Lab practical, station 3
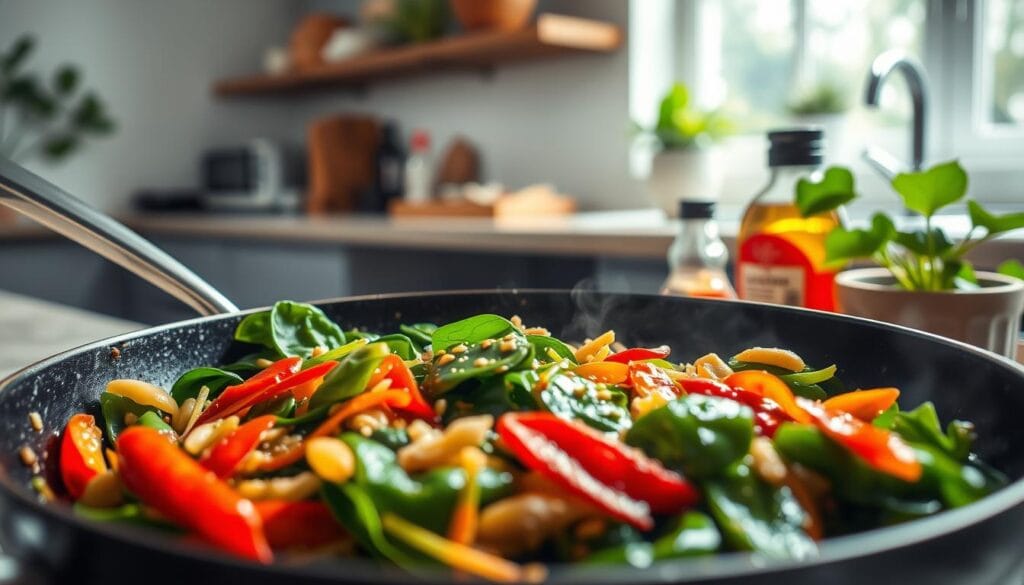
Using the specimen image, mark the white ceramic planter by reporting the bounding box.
[647,148,723,217]
[836,267,1024,359]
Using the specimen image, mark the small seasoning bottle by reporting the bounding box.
[661,200,736,299]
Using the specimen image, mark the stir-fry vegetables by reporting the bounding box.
[41,301,1006,581]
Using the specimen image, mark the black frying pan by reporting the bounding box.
[1,162,1024,585]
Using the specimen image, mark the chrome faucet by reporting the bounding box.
[863,50,928,180]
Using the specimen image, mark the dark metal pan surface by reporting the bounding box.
[1,290,1023,585]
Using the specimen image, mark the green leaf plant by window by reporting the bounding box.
[797,160,1024,291]
[0,35,116,164]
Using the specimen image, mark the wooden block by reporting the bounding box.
[307,114,379,214]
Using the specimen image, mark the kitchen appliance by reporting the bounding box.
[201,139,304,212]
[1,158,1024,584]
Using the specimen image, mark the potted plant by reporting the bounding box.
[0,36,116,223]
[795,161,1024,358]
[638,83,731,217]
[786,79,851,158]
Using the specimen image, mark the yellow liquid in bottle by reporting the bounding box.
[738,203,840,268]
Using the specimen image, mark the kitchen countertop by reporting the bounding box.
[0,291,142,379]
[1,209,1021,264]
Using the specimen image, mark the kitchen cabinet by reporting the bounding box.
[0,237,614,325]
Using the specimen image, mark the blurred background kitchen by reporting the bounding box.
[0,0,1022,373]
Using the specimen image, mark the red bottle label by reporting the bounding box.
[737,234,835,311]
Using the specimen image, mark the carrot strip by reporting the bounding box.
[382,513,540,583]
[260,390,412,472]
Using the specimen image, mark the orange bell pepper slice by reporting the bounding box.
[723,370,811,424]
[574,361,629,385]
[823,388,900,421]
[797,397,922,482]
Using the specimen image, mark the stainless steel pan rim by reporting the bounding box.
[1,289,1023,583]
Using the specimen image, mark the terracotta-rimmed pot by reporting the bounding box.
[451,0,537,32]
[836,267,1024,359]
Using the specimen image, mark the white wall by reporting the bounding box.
[1,0,638,212]
[0,0,301,210]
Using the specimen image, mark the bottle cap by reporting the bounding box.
[410,130,430,151]
[767,128,823,167]
[678,200,716,220]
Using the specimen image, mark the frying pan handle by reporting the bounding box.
[0,157,238,316]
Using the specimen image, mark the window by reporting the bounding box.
[630,0,1024,204]
[982,0,1024,125]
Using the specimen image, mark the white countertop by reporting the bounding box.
[0,291,142,379]
[1,209,1021,265]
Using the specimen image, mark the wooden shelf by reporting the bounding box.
[213,14,622,97]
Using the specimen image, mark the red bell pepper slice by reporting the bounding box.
[59,413,108,500]
[117,426,272,563]
[197,357,301,425]
[254,500,348,550]
[376,354,437,421]
[723,370,812,424]
[606,346,671,364]
[201,415,277,479]
[496,412,699,530]
[198,359,336,425]
[678,377,791,437]
[797,397,922,482]
[628,362,680,401]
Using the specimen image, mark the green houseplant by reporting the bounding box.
[0,35,115,164]
[639,83,732,216]
[795,161,1024,357]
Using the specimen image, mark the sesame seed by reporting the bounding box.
[19,446,37,467]
[473,357,489,367]
[500,340,517,353]
[596,390,612,401]
[496,365,509,373]
[481,339,493,349]
[28,412,43,432]
[450,344,468,354]
[255,358,274,368]
[434,399,448,416]
[503,334,515,341]
[437,353,456,366]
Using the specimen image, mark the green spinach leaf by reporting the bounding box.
[341,434,514,534]
[400,323,437,348]
[99,392,158,444]
[235,301,346,358]
[531,367,631,433]
[704,462,817,560]
[528,334,577,364]
[625,394,753,478]
[309,342,391,410]
[424,331,530,395]
[430,314,517,353]
[169,367,243,403]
